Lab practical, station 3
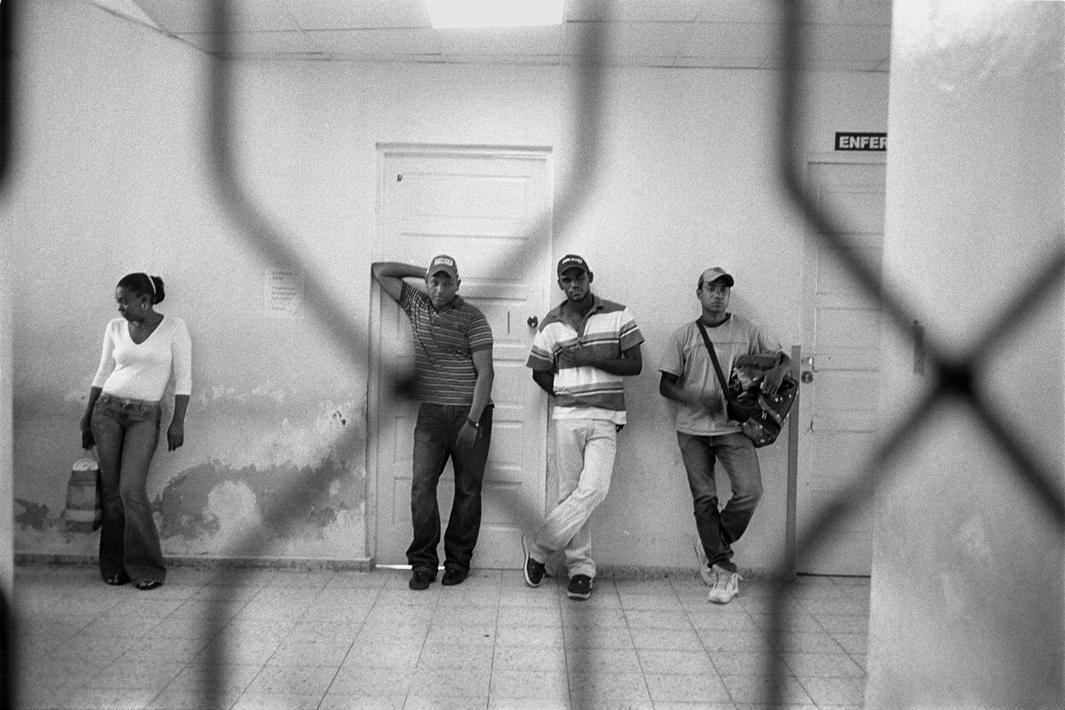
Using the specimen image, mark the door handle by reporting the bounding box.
[527,315,539,329]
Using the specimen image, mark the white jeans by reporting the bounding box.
[529,418,617,578]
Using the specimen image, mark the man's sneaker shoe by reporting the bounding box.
[567,574,593,601]
[441,567,468,586]
[706,565,740,604]
[522,534,546,588]
[693,540,715,586]
[699,564,715,587]
[408,568,436,591]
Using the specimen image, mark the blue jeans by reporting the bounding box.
[407,404,493,573]
[677,431,763,572]
[90,394,166,583]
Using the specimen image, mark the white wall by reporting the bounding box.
[7,0,888,572]
[867,1,1064,707]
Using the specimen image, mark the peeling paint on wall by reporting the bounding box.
[15,396,370,561]
[14,500,49,531]
[160,456,359,542]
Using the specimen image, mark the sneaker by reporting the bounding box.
[566,574,593,601]
[441,567,468,586]
[706,565,740,604]
[522,534,546,588]
[408,568,436,591]
[692,540,714,587]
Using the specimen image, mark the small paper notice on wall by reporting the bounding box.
[265,269,304,317]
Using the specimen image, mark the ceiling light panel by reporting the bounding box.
[438,25,563,56]
[427,0,564,28]
[285,0,431,30]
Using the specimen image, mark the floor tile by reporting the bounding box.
[329,665,413,695]
[637,648,714,675]
[800,676,868,706]
[708,650,784,677]
[629,626,704,651]
[489,669,570,700]
[230,692,323,710]
[417,641,495,671]
[626,609,694,630]
[643,672,732,704]
[319,692,406,709]
[567,646,643,674]
[267,639,351,667]
[494,644,569,673]
[242,665,338,695]
[488,697,572,710]
[342,641,423,669]
[568,671,653,702]
[785,652,865,678]
[720,674,813,705]
[11,564,870,710]
[496,623,566,648]
[564,625,635,649]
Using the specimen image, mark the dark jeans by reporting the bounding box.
[677,431,763,572]
[90,394,166,583]
[407,403,493,573]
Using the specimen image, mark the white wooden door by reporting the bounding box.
[370,146,551,569]
[796,159,886,575]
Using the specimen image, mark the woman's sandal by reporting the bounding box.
[104,573,129,586]
[135,580,163,591]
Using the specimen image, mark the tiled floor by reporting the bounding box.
[10,565,869,709]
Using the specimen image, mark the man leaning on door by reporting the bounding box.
[371,255,495,590]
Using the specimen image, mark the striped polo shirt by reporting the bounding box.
[526,296,644,424]
[399,283,493,406]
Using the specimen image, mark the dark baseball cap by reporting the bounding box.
[426,254,458,279]
[557,254,590,276]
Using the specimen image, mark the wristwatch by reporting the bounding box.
[466,416,480,429]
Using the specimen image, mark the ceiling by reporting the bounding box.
[90,0,892,72]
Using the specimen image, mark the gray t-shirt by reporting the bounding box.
[659,314,782,436]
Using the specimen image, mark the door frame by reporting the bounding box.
[365,142,554,567]
[787,151,887,575]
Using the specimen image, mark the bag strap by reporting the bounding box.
[695,319,731,396]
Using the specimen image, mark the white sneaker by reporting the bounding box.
[692,540,714,587]
[706,565,741,604]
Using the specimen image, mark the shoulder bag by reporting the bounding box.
[695,320,798,448]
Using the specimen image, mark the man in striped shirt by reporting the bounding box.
[372,255,494,590]
[522,254,644,600]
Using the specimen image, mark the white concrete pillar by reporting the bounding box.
[869,1,1064,707]
[0,172,12,681]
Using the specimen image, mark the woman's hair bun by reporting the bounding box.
[117,273,166,304]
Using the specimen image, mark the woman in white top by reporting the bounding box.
[80,273,191,590]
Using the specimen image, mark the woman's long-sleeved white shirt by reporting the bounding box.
[91,316,192,401]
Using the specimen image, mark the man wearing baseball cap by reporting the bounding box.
[659,266,791,604]
[522,254,644,600]
[371,255,494,590]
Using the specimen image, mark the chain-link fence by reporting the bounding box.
[3,1,1064,708]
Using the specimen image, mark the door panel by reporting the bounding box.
[797,159,885,575]
[371,147,551,569]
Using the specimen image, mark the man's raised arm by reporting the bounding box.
[371,261,424,303]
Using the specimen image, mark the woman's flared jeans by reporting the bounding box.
[91,394,166,583]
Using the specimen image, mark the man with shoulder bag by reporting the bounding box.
[659,266,792,604]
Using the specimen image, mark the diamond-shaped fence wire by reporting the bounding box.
[2,1,1064,708]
